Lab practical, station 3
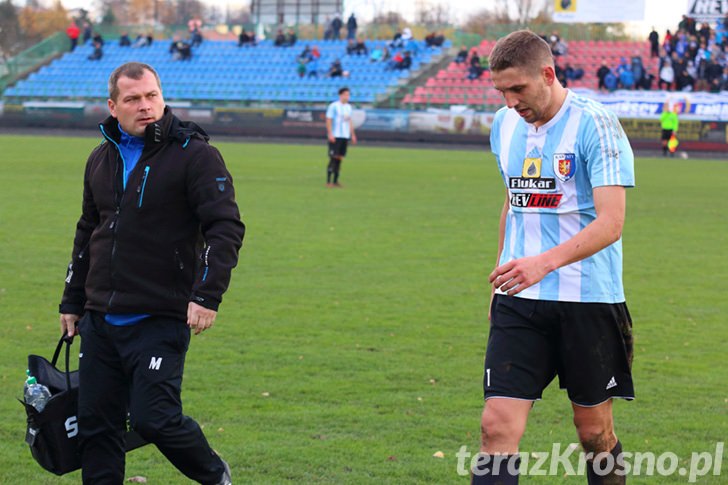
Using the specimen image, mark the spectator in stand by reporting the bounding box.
[467,49,483,80]
[393,51,412,70]
[658,57,674,90]
[649,27,660,57]
[298,45,312,61]
[119,32,131,47]
[369,45,389,62]
[617,57,635,89]
[188,16,202,35]
[596,60,611,91]
[347,14,357,40]
[91,31,104,47]
[286,29,297,47]
[238,30,256,47]
[170,36,192,61]
[555,61,567,87]
[390,31,405,49]
[329,59,345,77]
[331,15,343,40]
[82,21,92,44]
[630,54,645,87]
[347,37,368,56]
[133,33,150,48]
[87,40,103,61]
[673,57,694,91]
[698,22,711,44]
[387,51,404,69]
[66,21,80,51]
[190,27,203,47]
[564,63,584,82]
[425,32,445,47]
[549,30,567,56]
[719,66,728,91]
[274,30,286,46]
[663,30,673,54]
[455,45,468,64]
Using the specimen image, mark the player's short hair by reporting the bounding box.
[489,30,554,76]
[338,87,350,95]
[108,62,162,101]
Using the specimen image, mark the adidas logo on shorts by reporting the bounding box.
[606,376,617,390]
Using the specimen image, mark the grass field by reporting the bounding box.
[0,134,726,484]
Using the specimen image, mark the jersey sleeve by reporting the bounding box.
[581,109,635,188]
[490,108,505,180]
[326,103,335,119]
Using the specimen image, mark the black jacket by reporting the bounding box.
[60,108,245,320]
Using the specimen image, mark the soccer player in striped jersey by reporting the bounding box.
[472,30,635,485]
[325,87,357,187]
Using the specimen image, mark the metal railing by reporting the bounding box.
[0,32,67,93]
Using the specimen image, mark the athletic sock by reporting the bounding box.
[586,440,625,485]
[327,170,332,183]
[471,453,520,485]
[333,170,340,184]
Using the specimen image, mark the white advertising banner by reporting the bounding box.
[552,0,646,23]
[686,0,728,22]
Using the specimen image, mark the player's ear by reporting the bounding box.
[542,66,556,86]
[108,98,117,117]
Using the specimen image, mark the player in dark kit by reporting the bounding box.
[325,87,357,187]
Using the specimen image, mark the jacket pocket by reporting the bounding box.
[137,166,151,208]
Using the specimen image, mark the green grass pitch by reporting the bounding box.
[0,134,726,483]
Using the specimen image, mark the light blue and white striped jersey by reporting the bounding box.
[326,100,352,139]
[490,90,635,303]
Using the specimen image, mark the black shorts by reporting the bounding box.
[484,294,634,406]
[328,138,348,158]
[661,129,673,141]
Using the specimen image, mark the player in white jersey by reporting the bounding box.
[325,87,357,187]
[471,31,635,485]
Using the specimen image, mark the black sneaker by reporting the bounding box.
[215,458,232,485]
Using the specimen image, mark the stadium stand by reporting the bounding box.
[403,39,658,109]
[2,38,447,105]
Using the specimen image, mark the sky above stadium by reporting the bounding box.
[56,0,688,34]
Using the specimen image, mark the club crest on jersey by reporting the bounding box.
[522,158,542,178]
[553,153,576,182]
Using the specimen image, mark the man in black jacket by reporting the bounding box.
[59,62,244,485]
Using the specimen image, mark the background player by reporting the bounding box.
[473,30,636,484]
[326,87,357,187]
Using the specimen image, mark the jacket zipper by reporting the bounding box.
[137,165,151,208]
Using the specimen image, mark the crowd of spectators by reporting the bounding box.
[654,14,728,92]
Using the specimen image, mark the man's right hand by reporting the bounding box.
[328,134,335,143]
[60,314,80,337]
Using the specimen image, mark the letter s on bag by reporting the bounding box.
[65,416,78,438]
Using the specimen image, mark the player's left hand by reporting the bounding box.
[351,134,357,145]
[489,255,551,296]
[187,302,217,335]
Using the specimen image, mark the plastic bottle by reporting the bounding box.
[24,370,51,412]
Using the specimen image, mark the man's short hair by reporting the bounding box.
[489,30,554,75]
[108,62,162,101]
[338,87,350,95]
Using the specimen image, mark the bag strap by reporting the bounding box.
[50,333,74,390]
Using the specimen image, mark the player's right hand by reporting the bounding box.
[328,134,335,143]
[60,314,80,337]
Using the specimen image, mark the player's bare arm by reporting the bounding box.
[488,193,510,320]
[490,185,626,295]
[350,119,357,144]
[326,118,335,143]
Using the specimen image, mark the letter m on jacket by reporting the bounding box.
[149,357,163,370]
